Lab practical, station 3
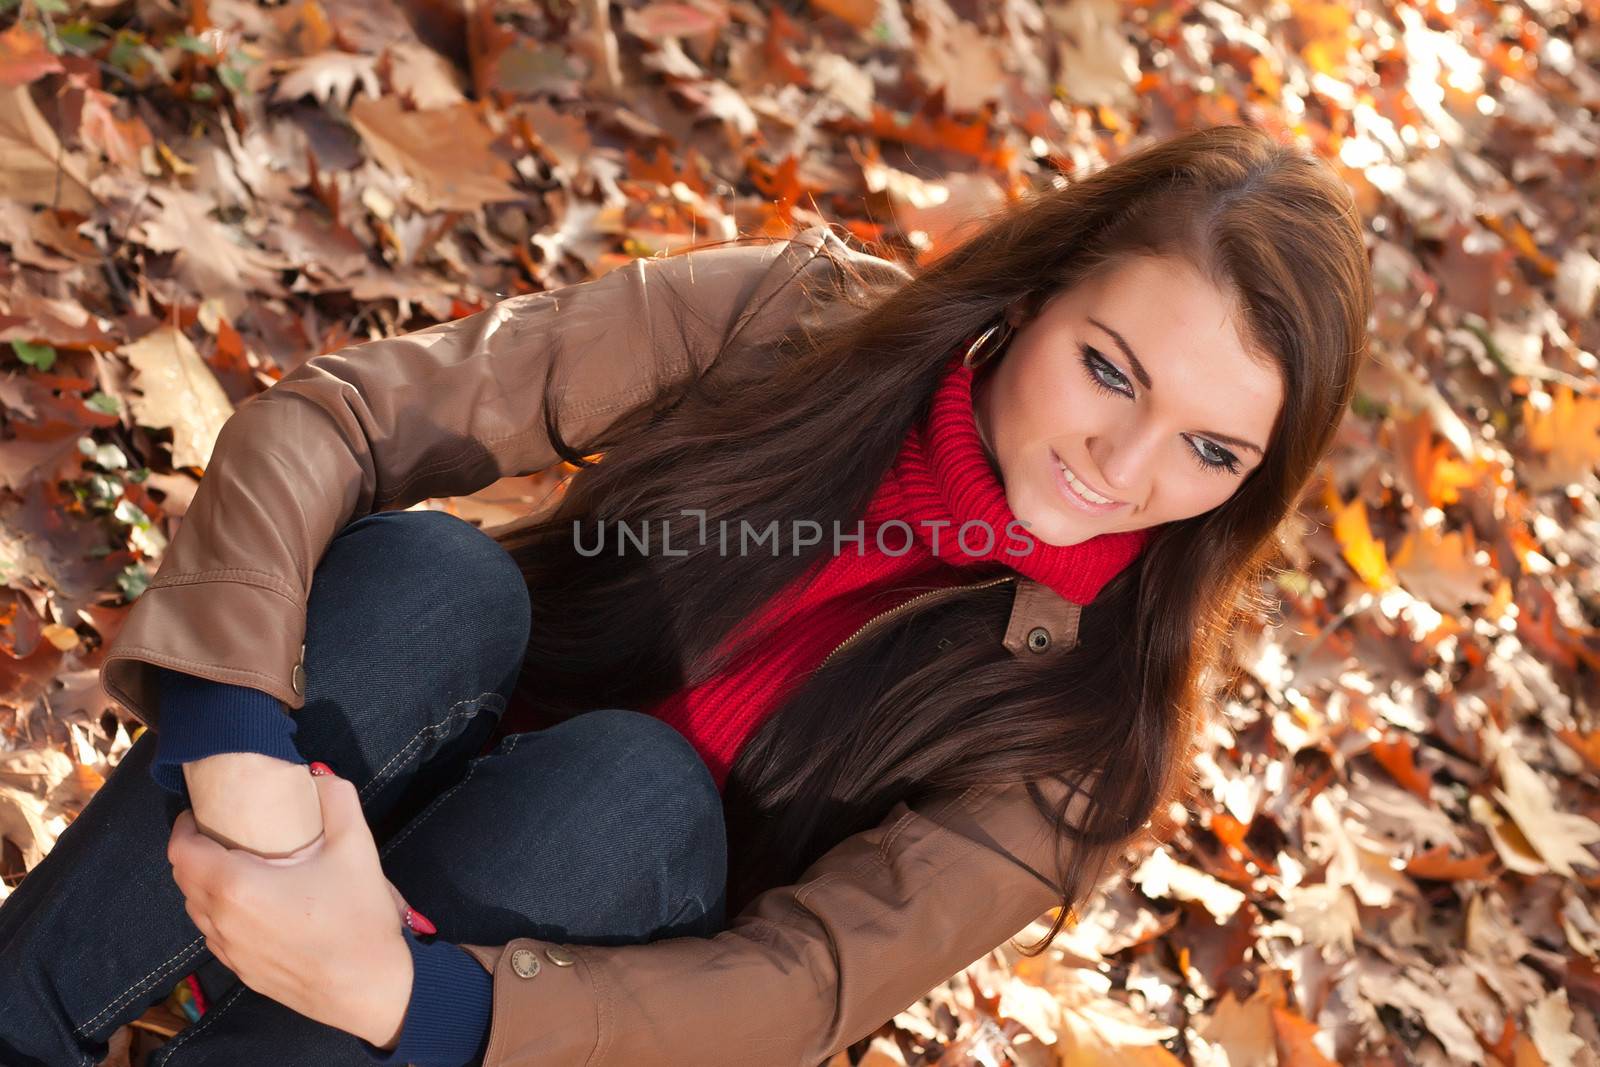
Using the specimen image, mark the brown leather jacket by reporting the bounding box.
[100,224,1094,1066]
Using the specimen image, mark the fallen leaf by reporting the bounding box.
[119,327,235,470]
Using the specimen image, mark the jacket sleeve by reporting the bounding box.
[456,778,1087,1067]
[100,224,905,732]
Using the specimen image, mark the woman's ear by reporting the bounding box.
[1005,290,1048,330]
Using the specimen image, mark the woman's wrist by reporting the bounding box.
[184,753,325,857]
[354,928,414,1050]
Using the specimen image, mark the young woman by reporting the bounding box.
[0,124,1372,1066]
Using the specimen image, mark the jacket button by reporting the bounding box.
[292,643,306,695]
[510,949,541,979]
[1026,626,1051,653]
[545,946,576,967]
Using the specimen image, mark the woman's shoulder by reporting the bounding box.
[644,223,914,359]
[788,223,916,296]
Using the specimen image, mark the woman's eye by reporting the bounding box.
[1078,345,1131,396]
[1190,438,1242,475]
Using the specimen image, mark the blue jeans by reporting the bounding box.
[0,510,728,1066]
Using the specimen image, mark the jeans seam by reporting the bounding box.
[150,980,250,1064]
[358,692,502,804]
[663,894,707,927]
[378,732,523,860]
[74,935,208,1038]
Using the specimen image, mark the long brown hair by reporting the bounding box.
[493,125,1372,937]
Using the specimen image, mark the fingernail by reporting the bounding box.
[405,907,437,935]
[309,761,333,777]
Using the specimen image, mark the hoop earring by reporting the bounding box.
[961,318,1015,369]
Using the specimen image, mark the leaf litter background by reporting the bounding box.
[0,0,1598,1062]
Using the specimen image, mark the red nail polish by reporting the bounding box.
[405,907,437,935]
[309,761,333,777]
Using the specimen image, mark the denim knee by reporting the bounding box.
[319,510,532,697]
[291,510,533,799]
[559,709,727,928]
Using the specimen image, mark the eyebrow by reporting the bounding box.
[1087,315,1265,457]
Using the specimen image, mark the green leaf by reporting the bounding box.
[1274,569,1312,597]
[114,498,152,528]
[89,472,121,505]
[107,33,145,72]
[58,24,107,49]
[117,562,151,602]
[1350,392,1388,421]
[35,0,68,13]
[218,62,247,93]
[172,33,213,54]
[12,340,56,371]
[85,391,121,415]
[191,82,215,100]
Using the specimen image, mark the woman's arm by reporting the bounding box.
[150,670,306,800]
[100,225,901,735]
[456,777,1092,1067]
[144,667,322,857]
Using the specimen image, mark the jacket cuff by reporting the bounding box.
[101,574,310,732]
[360,929,494,1066]
[149,667,305,798]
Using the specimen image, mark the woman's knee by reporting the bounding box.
[304,510,531,697]
[293,510,533,791]
[378,710,728,944]
[530,710,727,927]
[320,510,531,665]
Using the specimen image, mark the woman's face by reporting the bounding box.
[972,254,1283,548]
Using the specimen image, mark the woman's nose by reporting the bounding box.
[1089,430,1159,500]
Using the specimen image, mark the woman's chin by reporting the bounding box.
[1015,512,1095,549]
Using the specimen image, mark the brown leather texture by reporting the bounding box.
[99,224,1094,1065]
[1002,579,1083,660]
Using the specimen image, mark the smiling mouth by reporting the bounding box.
[1051,449,1127,513]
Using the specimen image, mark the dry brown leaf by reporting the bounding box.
[272,50,381,108]
[1046,0,1141,108]
[119,327,235,470]
[347,95,520,213]
[1525,989,1585,1067]
[383,41,467,110]
[0,745,71,796]
[131,185,290,318]
[0,84,97,211]
[0,781,53,869]
[1129,847,1246,922]
[1199,987,1279,1067]
[1354,957,1485,1064]
[1392,521,1494,612]
[1492,747,1600,878]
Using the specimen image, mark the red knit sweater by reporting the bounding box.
[643,353,1152,790]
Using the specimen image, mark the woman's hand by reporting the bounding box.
[167,768,414,1050]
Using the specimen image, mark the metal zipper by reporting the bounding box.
[814,573,1018,671]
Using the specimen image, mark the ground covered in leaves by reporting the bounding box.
[1,0,1598,1063]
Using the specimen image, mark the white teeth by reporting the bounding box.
[1059,460,1113,504]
